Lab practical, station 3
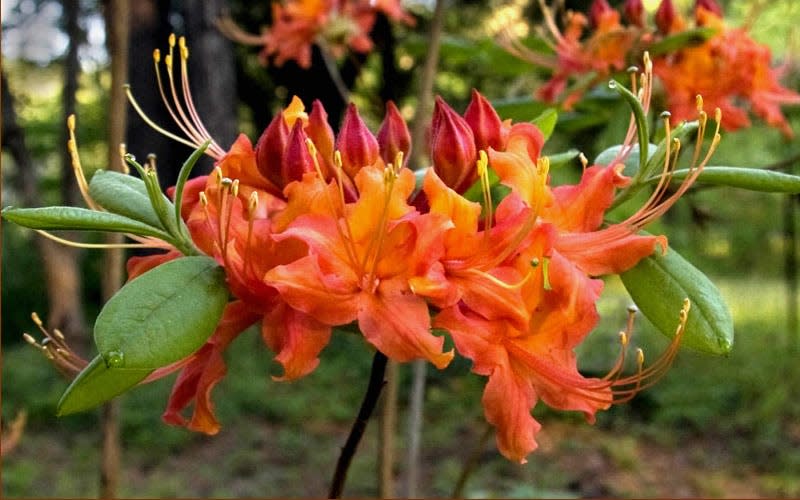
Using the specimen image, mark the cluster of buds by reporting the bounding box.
[504,0,799,135]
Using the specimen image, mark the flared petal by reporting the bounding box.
[358,278,453,368]
[126,250,182,280]
[161,301,260,434]
[546,164,629,233]
[261,303,332,381]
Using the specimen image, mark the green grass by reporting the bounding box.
[2,276,798,497]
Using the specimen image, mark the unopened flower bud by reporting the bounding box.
[655,0,678,34]
[282,121,315,184]
[255,113,290,187]
[377,101,411,166]
[430,96,477,193]
[336,103,379,179]
[623,0,645,27]
[464,89,506,152]
[695,0,723,17]
[306,100,335,168]
[589,0,614,29]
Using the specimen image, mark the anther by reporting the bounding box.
[619,331,628,346]
[696,94,704,112]
[67,114,76,131]
[23,333,38,345]
[714,107,722,124]
[530,258,540,267]
[31,312,42,327]
[636,348,645,366]
[231,179,240,198]
[153,48,161,63]
[305,138,318,158]
[627,304,639,314]
[627,65,639,74]
[660,111,671,120]
[220,177,233,189]
[579,153,588,169]
[169,33,176,47]
[248,191,259,215]
[53,329,65,341]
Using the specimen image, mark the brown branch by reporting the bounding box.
[451,422,494,498]
[329,352,389,499]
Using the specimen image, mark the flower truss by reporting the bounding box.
[7,38,730,465]
[217,0,415,68]
[502,0,800,136]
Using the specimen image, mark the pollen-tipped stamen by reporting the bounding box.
[25,312,87,377]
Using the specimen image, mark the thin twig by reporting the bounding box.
[317,39,351,105]
[378,360,399,497]
[451,422,494,499]
[329,352,389,499]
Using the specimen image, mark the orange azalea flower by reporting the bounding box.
[218,0,414,68]
[655,1,800,136]
[265,162,454,368]
[502,0,640,107]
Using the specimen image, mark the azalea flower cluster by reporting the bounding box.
[218,0,414,68]
[74,35,711,463]
[504,0,799,136]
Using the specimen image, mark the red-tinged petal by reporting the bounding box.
[337,103,380,179]
[408,263,459,308]
[162,301,260,434]
[255,113,290,187]
[265,253,360,326]
[655,0,684,34]
[261,303,332,381]
[589,0,613,28]
[377,101,411,166]
[464,89,507,152]
[557,229,666,276]
[218,134,278,194]
[358,278,453,369]
[545,165,629,233]
[430,97,477,193]
[434,304,512,375]
[482,360,540,463]
[126,250,182,280]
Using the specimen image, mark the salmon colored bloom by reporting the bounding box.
[654,2,800,136]
[218,0,414,68]
[505,0,799,135]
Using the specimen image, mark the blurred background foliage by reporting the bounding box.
[2,0,799,497]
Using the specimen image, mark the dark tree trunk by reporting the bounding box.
[181,0,238,154]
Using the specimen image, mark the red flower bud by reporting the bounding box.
[255,113,290,188]
[336,103,379,179]
[695,0,723,18]
[589,0,613,29]
[377,101,411,167]
[464,89,506,152]
[430,96,477,193]
[623,0,645,27]
[655,0,678,34]
[306,100,335,168]
[282,120,315,185]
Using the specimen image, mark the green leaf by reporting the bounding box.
[94,256,228,369]
[648,27,718,56]
[620,247,734,355]
[594,143,656,177]
[648,167,800,193]
[531,108,558,141]
[491,97,550,123]
[547,149,581,168]
[57,355,152,416]
[1,206,171,240]
[89,170,169,229]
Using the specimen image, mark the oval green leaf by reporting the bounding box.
[94,256,228,369]
[57,355,152,416]
[1,206,171,240]
[620,247,734,355]
[89,170,170,229]
[648,166,800,193]
[648,27,718,56]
